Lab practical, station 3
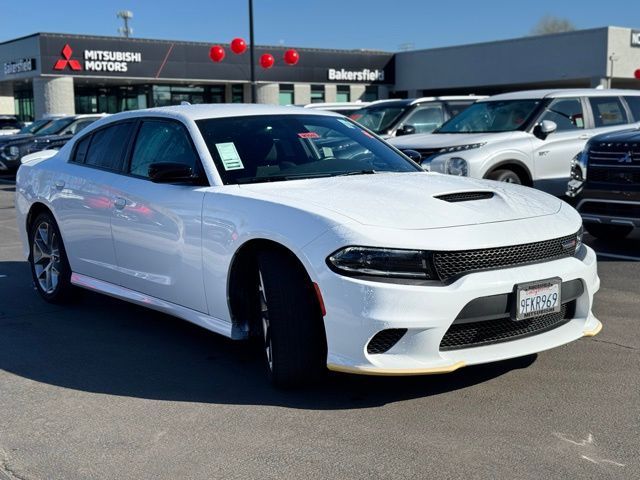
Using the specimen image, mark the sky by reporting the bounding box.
[0,0,638,51]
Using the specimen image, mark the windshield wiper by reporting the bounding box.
[236,172,337,184]
[335,169,378,177]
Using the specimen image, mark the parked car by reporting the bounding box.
[567,127,640,239]
[0,114,104,173]
[303,101,370,116]
[349,96,485,138]
[0,115,23,136]
[388,89,640,196]
[16,104,600,387]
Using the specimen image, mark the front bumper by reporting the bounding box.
[315,246,600,375]
[576,187,640,228]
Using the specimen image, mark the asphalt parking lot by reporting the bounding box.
[0,175,638,480]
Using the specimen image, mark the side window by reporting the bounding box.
[623,96,640,122]
[72,135,91,164]
[84,123,132,171]
[446,101,474,118]
[403,105,445,134]
[129,120,198,178]
[69,119,96,135]
[539,98,584,131]
[589,97,628,127]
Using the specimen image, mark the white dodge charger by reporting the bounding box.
[15,104,601,386]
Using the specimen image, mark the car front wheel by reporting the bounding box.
[487,169,522,184]
[29,211,73,303]
[257,249,327,387]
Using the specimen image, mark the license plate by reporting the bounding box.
[515,278,561,321]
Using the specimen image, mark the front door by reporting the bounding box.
[110,119,208,313]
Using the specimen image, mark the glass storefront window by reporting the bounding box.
[311,85,325,103]
[336,85,350,102]
[210,85,225,103]
[232,84,244,103]
[14,89,34,122]
[363,86,378,102]
[279,84,294,105]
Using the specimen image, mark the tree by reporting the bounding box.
[530,15,576,35]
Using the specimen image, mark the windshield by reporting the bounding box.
[18,118,51,134]
[36,117,75,136]
[349,105,407,133]
[197,114,421,185]
[436,100,542,133]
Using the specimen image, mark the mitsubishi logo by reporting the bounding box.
[618,152,633,164]
[53,44,82,71]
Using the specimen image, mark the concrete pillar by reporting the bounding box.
[0,83,15,115]
[33,76,75,119]
[350,85,366,101]
[256,83,279,105]
[325,84,337,103]
[294,84,311,105]
[225,84,233,103]
[590,77,609,89]
[244,83,253,103]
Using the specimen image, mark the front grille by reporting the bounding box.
[579,201,640,219]
[367,328,407,354]
[435,191,494,203]
[588,142,640,166]
[432,233,578,282]
[440,303,573,351]
[415,148,443,160]
[587,167,640,185]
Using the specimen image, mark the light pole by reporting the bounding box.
[117,10,133,38]
[249,0,257,103]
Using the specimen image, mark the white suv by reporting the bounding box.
[388,89,640,196]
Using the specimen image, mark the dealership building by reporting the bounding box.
[1,26,640,121]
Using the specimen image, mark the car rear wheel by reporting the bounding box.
[487,169,522,184]
[584,223,633,240]
[29,212,73,303]
[257,249,327,387]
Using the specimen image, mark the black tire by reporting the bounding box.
[584,223,633,240]
[487,169,522,184]
[257,248,327,387]
[29,211,73,303]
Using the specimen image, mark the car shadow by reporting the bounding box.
[584,232,640,262]
[0,260,536,410]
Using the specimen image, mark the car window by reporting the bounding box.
[72,135,91,164]
[196,114,420,185]
[67,119,97,135]
[129,120,198,178]
[84,123,132,171]
[0,119,20,130]
[589,97,628,127]
[403,105,444,134]
[437,100,541,133]
[538,98,584,131]
[445,101,474,118]
[623,96,640,122]
[350,105,407,133]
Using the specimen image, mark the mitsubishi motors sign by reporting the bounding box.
[52,44,143,72]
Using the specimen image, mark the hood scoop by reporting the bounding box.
[435,191,494,203]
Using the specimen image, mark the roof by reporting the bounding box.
[303,101,370,109]
[367,95,486,107]
[94,103,341,124]
[484,88,640,101]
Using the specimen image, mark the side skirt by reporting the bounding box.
[70,272,234,339]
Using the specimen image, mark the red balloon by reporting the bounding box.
[230,37,247,55]
[635,68,640,80]
[283,49,299,65]
[260,53,275,69]
[209,45,225,62]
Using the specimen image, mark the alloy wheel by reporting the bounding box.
[32,221,61,294]
[258,270,273,371]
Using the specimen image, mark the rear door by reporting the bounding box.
[531,97,588,195]
[109,118,209,313]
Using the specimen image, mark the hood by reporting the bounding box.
[238,172,561,230]
[590,127,640,143]
[388,131,517,149]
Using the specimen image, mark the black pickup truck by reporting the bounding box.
[567,128,640,239]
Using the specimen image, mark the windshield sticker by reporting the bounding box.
[215,142,244,171]
[322,147,333,157]
[337,118,356,128]
[298,132,320,139]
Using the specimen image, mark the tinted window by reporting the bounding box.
[350,105,407,133]
[539,98,584,131]
[445,101,474,118]
[196,114,420,185]
[589,97,628,127]
[129,120,198,178]
[403,105,444,134]
[67,119,97,135]
[84,123,132,171]
[72,135,91,164]
[624,96,640,121]
[437,100,541,133]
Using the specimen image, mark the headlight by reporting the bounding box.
[445,157,468,176]
[1,145,21,160]
[327,246,435,280]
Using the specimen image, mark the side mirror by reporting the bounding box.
[533,120,557,140]
[396,124,416,136]
[400,149,422,163]
[148,162,198,184]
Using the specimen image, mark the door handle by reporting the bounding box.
[114,197,127,210]
[54,180,65,190]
